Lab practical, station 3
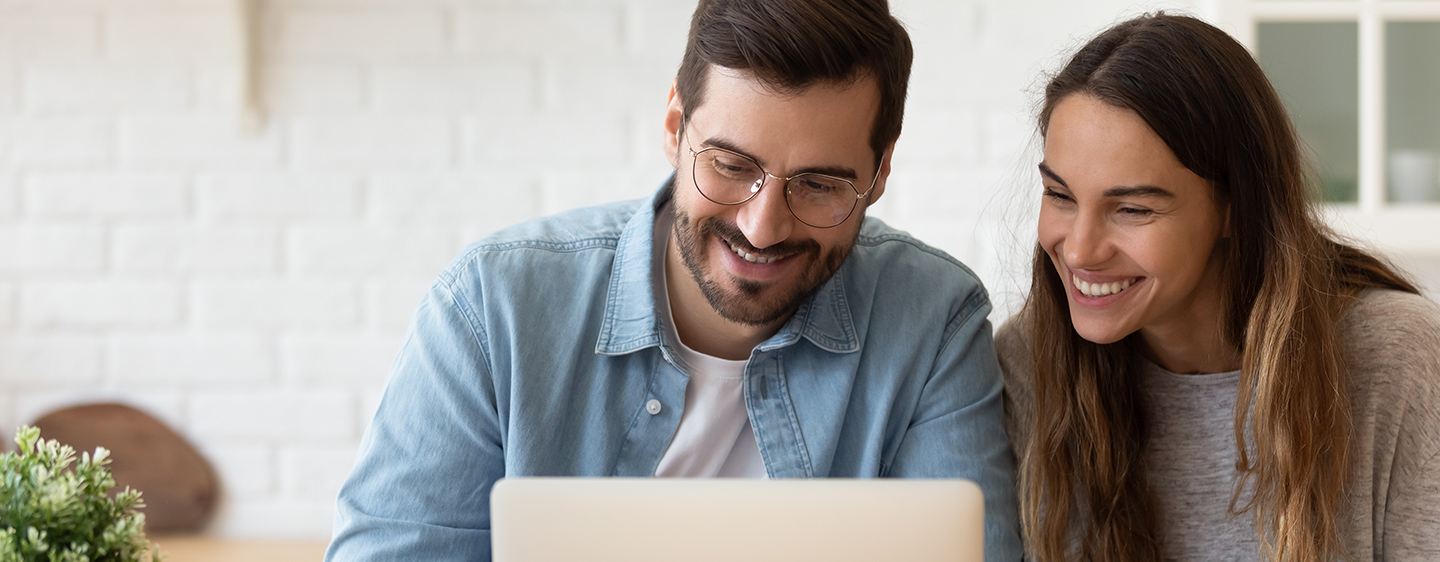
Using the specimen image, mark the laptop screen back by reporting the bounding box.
[490,478,984,562]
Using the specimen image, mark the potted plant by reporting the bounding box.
[0,426,160,562]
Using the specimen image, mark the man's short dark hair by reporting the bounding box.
[676,0,913,164]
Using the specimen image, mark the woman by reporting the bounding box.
[998,13,1440,562]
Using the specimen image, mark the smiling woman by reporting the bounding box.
[1036,95,1228,365]
[997,13,1440,562]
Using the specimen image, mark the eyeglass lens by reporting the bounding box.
[692,148,857,228]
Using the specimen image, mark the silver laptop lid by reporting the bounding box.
[491,478,984,562]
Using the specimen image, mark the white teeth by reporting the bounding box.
[1073,275,1138,297]
[728,241,775,264]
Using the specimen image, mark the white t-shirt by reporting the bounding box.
[651,204,768,478]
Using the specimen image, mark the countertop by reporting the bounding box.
[150,536,329,562]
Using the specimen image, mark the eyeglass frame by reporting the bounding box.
[680,116,883,229]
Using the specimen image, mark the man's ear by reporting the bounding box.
[663,79,684,169]
[866,144,896,206]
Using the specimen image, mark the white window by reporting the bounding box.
[1220,0,1440,253]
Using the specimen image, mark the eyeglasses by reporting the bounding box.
[683,118,881,229]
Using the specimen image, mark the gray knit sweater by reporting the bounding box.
[997,289,1440,560]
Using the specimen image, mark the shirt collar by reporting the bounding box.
[595,174,859,356]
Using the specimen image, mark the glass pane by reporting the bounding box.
[1258,22,1360,202]
[1386,21,1440,204]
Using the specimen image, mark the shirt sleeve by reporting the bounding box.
[886,291,1024,562]
[325,277,506,562]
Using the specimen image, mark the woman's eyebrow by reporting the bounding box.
[1103,185,1175,199]
[1038,162,1067,187]
[1039,162,1175,199]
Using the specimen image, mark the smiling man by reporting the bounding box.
[325,1,1019,560]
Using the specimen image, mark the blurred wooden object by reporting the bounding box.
[150,536,328,562]
[32,403,219,533]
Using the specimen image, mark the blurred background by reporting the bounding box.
[0,0,1437,542]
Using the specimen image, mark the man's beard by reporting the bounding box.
[672,208,854,327]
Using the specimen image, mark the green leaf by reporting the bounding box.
[0,427,160,562]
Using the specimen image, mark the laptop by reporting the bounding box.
[490,478,985,562]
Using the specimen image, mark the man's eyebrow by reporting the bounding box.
[702,137,859,180]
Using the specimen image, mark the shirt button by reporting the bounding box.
[646,399,662,415]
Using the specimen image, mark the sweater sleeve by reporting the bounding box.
[1383,447,1440,558]
[994,317,1035,465]
[1357,291,1440,559]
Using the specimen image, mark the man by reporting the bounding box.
[326,0,1020,560]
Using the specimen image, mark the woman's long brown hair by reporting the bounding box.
[1021,14,1420,562]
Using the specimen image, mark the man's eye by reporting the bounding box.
[1118,206,1153,217]
[795,178,839,194]
[711,157,758,177]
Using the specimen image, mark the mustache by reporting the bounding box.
[699,217,820,257]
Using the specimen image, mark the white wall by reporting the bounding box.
[0,0,1232,539]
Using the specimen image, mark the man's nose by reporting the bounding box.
[734,176,795,250]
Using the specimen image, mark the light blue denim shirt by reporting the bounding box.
[326,179,1021,561]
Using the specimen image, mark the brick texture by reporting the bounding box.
[0,225,105,273]
[0,176,15,217]
[0,336,104,386]
[0,118,112,166]
[114,224,279,274]
[21,281,183,328]
[193,280,360,329]
[109,333,275,385]
[0,283,14,328]
[23,64,191,114]
[26,172,188,219]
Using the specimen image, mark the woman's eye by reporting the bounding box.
[1042,187,1073,203]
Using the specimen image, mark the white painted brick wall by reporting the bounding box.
[0,224,105,272]
[0,9,98,61]
[201,444,274,496]
[280,333,404,384]
[114,225,280,274]
[0,62,18,114]
[292,117,454,168]
[21,281,183,328]
[193,281,360,329]
[0,176,15,217]
[109,334,275,385]
[22,64,192,114]
[0,283,14,328]
[197,173,361,220]
[277,10,448,60]
[188,390,355,441]
[0,118,112,166]
[364,278,435,333]
[27,173,189,219]
[0,336,103,386]
[120,117,283,167]
[0,0,1258,541]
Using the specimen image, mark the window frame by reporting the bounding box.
[1219,0,1440,253]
